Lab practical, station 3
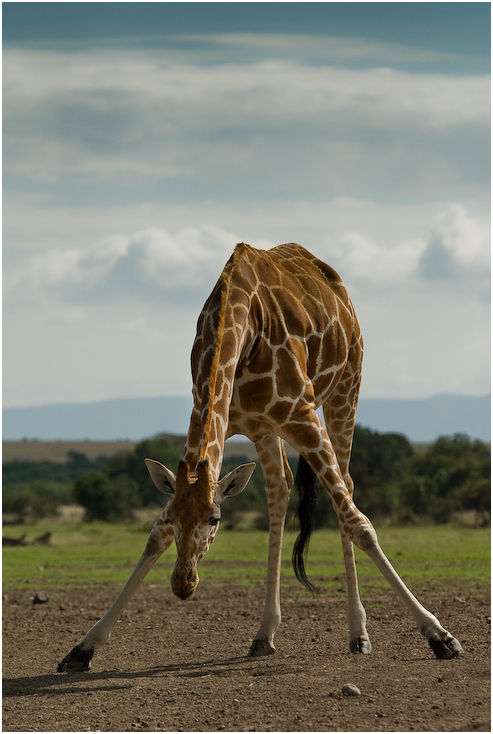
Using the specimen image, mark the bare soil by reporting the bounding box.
[2,579,490,732]
[2,440,139,464]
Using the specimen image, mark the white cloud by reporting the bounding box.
[335,204,490,296]
[177,33,471,66]
[2,37,490,407]
[4,205,489,406]
[7,204,488,311]
[5,225,249,310]
[419,204,490,283]
[336,232,424,288]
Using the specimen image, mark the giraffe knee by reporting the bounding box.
[343,474,354,497]
[350,516,378,553]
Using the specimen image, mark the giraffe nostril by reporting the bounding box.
[187,570,194,583]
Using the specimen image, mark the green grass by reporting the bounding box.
[2,520,490,594]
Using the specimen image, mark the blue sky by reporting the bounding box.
[3,2,490,66]
[3,2,490,409]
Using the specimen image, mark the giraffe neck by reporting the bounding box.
[197,274,230,480]
[185,251,249,483]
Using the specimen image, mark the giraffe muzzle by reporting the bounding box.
[171,566,199,600]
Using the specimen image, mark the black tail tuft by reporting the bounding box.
[292,455,320,594]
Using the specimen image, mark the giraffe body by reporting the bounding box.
[58,243,462,672]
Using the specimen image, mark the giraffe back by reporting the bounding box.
[189,242,362,461]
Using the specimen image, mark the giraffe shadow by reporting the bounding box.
[3,648,433,699]
[2,654,260,698]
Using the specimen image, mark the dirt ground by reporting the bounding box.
[3,579,490,733]
[2,441,139,464]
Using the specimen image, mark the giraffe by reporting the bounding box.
[57,242,462,672]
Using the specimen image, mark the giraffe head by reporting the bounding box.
[145,457,255,600]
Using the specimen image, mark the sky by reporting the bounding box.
[3,2,491,410]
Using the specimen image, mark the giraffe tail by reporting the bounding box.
[292,455,320,594]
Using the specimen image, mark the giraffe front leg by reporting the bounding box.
[57,523,173,672]
[247,513,286,657]
[248,438,291,657]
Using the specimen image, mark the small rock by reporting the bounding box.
[32,592,49,605]
[342,683,361,697]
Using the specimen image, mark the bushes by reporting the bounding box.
[288,429,490,529]
[2,430,490,526]
[74,472,140,522]
[3,451,108,485]
[397,434,491,525]
[104,435,184,507]
[349,427,414,521]
[3,481,73,522]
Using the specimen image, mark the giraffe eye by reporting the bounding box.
[209,517,220,526]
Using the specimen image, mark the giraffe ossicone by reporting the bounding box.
[57,242,462,673]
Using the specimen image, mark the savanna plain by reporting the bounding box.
[2,516,490,733]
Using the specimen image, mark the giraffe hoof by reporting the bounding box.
[247,638,275,657]
[428,635,463,659]
[57,643,94,672]
[350,638,372,654]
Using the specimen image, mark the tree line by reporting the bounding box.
[3,428,490,527]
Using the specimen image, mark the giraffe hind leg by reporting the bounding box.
[342,534,371,655]
[336,479,462,658]
[57,643,94,673]
[283,415,462,659]
[321,357,372,654]
[293,453,371,653]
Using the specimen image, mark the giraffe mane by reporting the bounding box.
[198,243,249,464]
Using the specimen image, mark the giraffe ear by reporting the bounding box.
[145,458,176,495]
[216,463,256,500]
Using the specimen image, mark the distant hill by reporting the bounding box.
[355,394,490,443]
[2,394,490,443]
